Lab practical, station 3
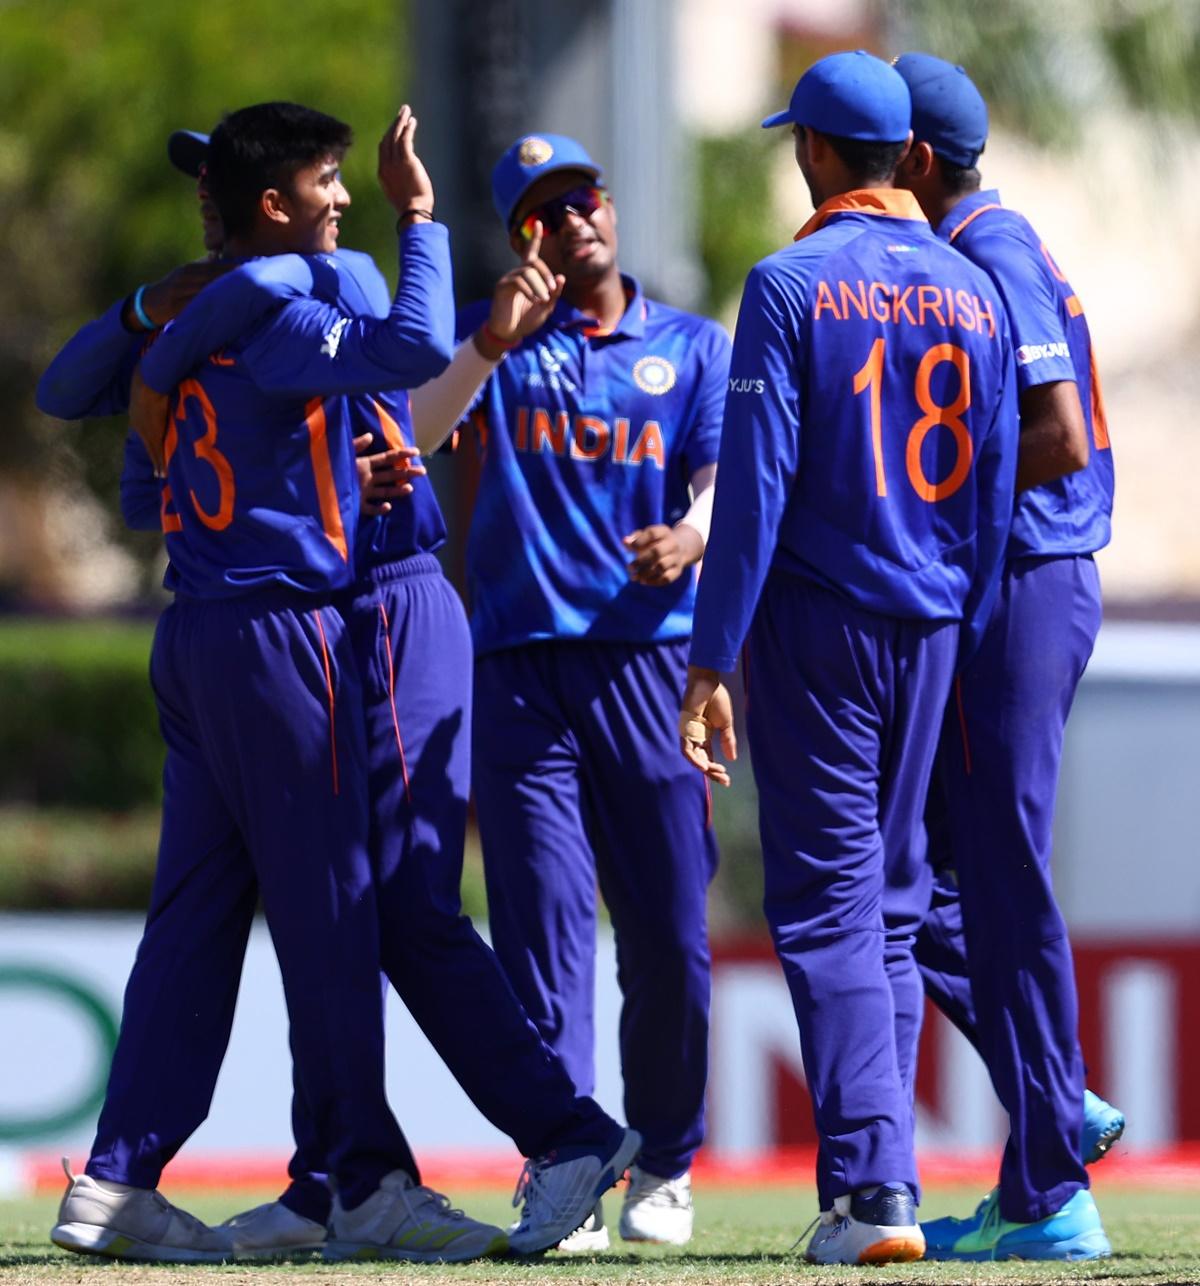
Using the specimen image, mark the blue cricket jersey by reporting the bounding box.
[456,276,731,655]
[691,190,1018,673]
[939,190,1114,558]
[133,224,452,598]
[137,244,448,565]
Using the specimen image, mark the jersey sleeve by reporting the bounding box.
[200,224,454,399]
[959,334,1019,664]
[689,262,804,672]
[969,230,1075,392]
[138,256,323,394]
[119,431,163,532]
[36,299,143,419]
[680,322,732,477]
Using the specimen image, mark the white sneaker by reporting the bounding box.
[509,1127,642,1255]
[804,1185,925,1265]
[50,1158,231,1263]
[220,1200,326,1258]
[555,1199,610,1253]
[619,1166,693,1245]
[326,1169,507,1261]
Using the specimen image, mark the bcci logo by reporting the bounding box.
[632,356,676,396]
[519,137,554,167]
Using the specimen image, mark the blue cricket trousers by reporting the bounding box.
[88,592,414,1209]
[474,638,717,1181]
[283,560,623,1218]
[923,554,1100,1223]
[745,571,958,1209]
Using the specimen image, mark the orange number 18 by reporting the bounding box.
[852,338,974,503]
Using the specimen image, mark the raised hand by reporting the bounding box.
[476,221,564,358]
[378,105,434,219]
[679,665,737,787]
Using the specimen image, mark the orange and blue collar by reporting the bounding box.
[794,188,927,241]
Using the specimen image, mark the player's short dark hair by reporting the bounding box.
[800,127,908,185]
[937,155,983,195]
[207,101,353,238]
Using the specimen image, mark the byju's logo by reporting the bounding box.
[1016,341,1070,367]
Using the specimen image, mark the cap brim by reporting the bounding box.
[167,130,209,178]
[505,161,604,227]
[761,109,793,129]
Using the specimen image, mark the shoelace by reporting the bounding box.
[789,1209,838,1254]
[511,1157,565,1230]
[411,1185,467,1223]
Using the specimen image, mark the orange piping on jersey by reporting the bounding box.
[378,601,412,805]
[946,202,1003,244]
[794,189,927,241]
[371,398,407,449]
[954,675,972,776]
[312,609,340,796]
[1066,294,1084,317]
[704,777,713,829]
[304,397,349,562]
[209,350,235,367]
[1089,346,1111,450]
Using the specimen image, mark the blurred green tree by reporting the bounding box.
[0,0,405,603]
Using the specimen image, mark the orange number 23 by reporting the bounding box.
[161,378,236,532]
[852,338,974,503]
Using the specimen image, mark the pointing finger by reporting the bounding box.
[521,219,543,263]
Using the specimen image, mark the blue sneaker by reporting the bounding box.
[921,1189,995,1259]
[923,1189,1110,1262]
[1082,1089,1125,1164]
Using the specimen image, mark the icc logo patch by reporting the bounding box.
[519,136,554,166]
[632,356,676,396]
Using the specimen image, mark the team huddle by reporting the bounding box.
[36,48,1116,1267]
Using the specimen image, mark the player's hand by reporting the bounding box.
[353,432,426,516]
[133,260,236,330]
[129,367,171,477]
[679,665,736,786]
[624,523,704,586]
[378,105,435,220]
[476,221,564,358]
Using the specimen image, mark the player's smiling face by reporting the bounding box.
[511,169,618,287]
[280,153,350,254]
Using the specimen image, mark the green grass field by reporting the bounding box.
[1,1183,1197,1285]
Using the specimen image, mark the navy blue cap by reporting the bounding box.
[892,53,988,168]
[492,133,604,228]
[168,130,209,178]
[762,50,911,143]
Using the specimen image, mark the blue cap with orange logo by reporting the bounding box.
[762,50,911,142]
[892,53,988,168]
[168,130,209,178]
[492,133,604,229]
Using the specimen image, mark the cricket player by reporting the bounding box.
[892,52,1115,1261]
[386,133,729,1248]
[128,163,642,1263]
[40,101,520,1263]
[680,51,1018,1264]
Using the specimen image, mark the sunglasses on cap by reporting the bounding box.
[514,184,608,241]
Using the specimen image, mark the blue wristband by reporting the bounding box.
[132,284,156,331]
